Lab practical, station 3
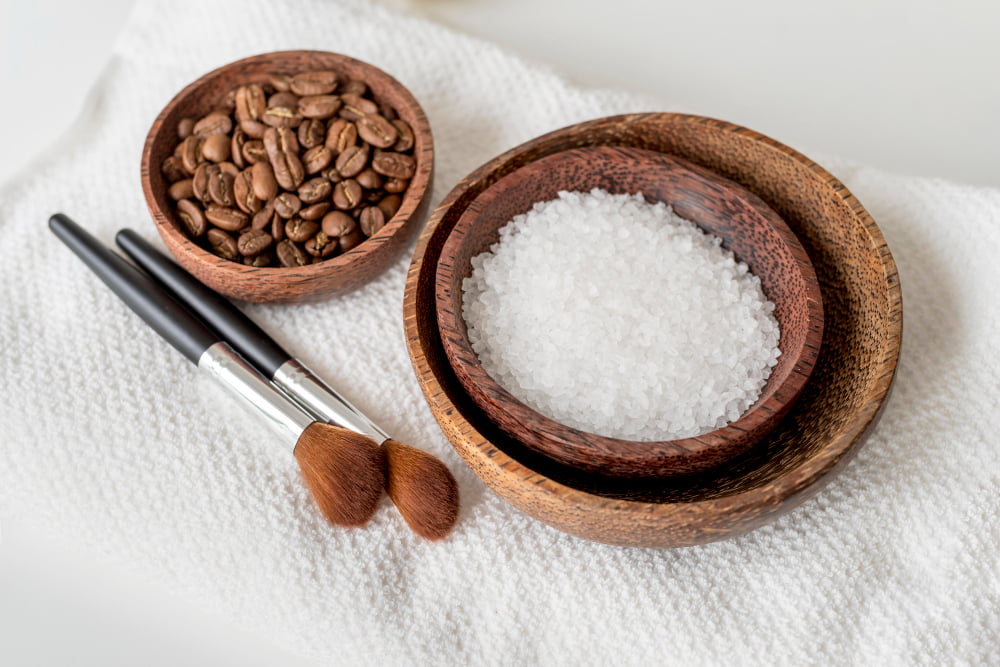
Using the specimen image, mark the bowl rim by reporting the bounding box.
[140,49,433,284]
[434,145,825,478]
[404,112,903,546]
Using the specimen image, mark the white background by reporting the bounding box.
[1,0,997,665]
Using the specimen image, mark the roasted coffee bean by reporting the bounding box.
[356,168,382,190]
[242,139,267,164]
[372,150,415,179]
[276,239,310,267]
[237,229,273,257]
[335,144,369,178]
[264,127,305,190]
[298,119,326,149]
[207,228,239,260]
[202,133,231,163]
[285,216,318,242]
[208,165,235,207]
[243,253,272,267]
[332,179,362,210]
[240,118,267,139]
[230,128,248,168]
[378,100,397,121]
[251,200,276,230]
[267,73,292,92]
[177,117,195,140]
[192,163,212,201]
[290,70,338,96]
[233,169,261,214]
[323,166,343,183]
[305,231,338,258]
[180,136,205,174]
[274,192,302,219]
[325,118,357,155]
[205,205,248,232]
[340,79,367,96]
[383,176,409,194]
[364,188,383,204]
[338,93,378,121]
[377,194,402,220]
[168,178,195,201]
[356,113,398,148]
[268,91,299,109]
[298,177,331,204]
[262,106,302,129]
[300,202,330,221]
[298,95,342,119]
[235,84,266,123]
[272,215,285,242]
[358,206,386,236]
[392,119,414,152]
[321,210,356,237]
[193,111,232,137]
[161,156,187,183]
[177,199,207,237]
[221,89,237,111]
[339,226,364,252]
[302,145,333,174]
[251,161,279,201]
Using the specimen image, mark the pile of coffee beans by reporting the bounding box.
[160,70,416,267]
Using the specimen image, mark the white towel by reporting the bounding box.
[1,0,998,663]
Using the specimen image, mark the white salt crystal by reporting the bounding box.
[461,189,781,442]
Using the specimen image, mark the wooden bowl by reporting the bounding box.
[140,50,434,303]
[435,146,824,479]
[404,113,902,547]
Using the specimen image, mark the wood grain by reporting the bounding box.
[404,113,902,548]
[140,50,434,303]
[435,146,823,479]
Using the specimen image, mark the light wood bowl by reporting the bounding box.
[404,113,902,548]
[141,50,434,303]
[435,146,824,479]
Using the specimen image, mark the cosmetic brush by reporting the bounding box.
[115,229,459,541]
[49,213,384,528]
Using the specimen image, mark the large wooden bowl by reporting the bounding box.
[435,146,824,479]
[404,113,902,548]
[141,50,434,303]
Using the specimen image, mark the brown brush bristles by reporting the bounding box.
[293,422,385,527]
[383,440,459,540]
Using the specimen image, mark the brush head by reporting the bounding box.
[294,422,386,527]
[383,440,459,540]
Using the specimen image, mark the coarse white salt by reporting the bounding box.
[461,189,781,442]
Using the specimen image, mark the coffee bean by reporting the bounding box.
[207,228,239,261]
[364,188,383,204]
[235,84,266,123]
[244,253,272,267]
[177,117,195,140]
[233,169,261,214]
[180,136,205,174]
[302,145,333,174]
[298,95,342,119]
[205,205,248,232]
[251,161,279,201]
[268,74,292,92]
[168,178,195,201]
[193,111,232,137]
[321,210,356,237]
[285,217,318,243]
[240,118,267,139]
[305,231,338,258]
[272,215,285,242]
[237,229,273,257]
[356,113,398,148]
[231,128,248,168]
[207,165,235,207]
[325,119,357,155]
[338,93,378,121]
[323,166,343,183]
[332,179,362,210]
[263,106,303,129]
[192,163,212,202]
[161,156,187,183]
[341,79,367,96]
[264,127,305,190]
[268,91,299,109]
[392,119,414,152]
[298,177,332,204]
[251,200,276,230]
[356,168,382,190]
[298,119,326,149]
[177,199,207,237]
[202,133,231,163]
[290,70,338,96]
[276,239,310,267]
[378,100,398,121]
[300,202,330,221]
[218,161,239,178]
[358,206,386,236]
[372,150,415,179]
[339,226,364,252]
[377,194,402,220]
[242,140,267,164]
[335,144,369,178]
[274,192,302,219]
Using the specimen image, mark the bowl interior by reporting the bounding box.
[141,50,433,303]
[436,146,823,478]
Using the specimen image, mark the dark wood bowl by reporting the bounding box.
[435,146,824,479]
[404,113,902,548]
[140,50,434,303]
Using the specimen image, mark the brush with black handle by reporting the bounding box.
[115,228,459,541]
[49,213,385,528]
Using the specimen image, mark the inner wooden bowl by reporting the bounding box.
[435,146,824,479]
[141,50,434,303]
[404,113,902,548]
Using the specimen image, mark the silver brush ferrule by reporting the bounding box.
[198,342,314,440]
[273,358,388,444]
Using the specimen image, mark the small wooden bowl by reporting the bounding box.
[404,113,903,548]
[435,146,824,479]
[140,50,434,303]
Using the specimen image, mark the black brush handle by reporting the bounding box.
[49,214,218,365]
[115,229,292,378]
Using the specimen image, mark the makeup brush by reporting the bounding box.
[49,213,384,528]
[114,229,459,541]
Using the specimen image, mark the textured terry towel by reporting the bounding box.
[2,0,999,664]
